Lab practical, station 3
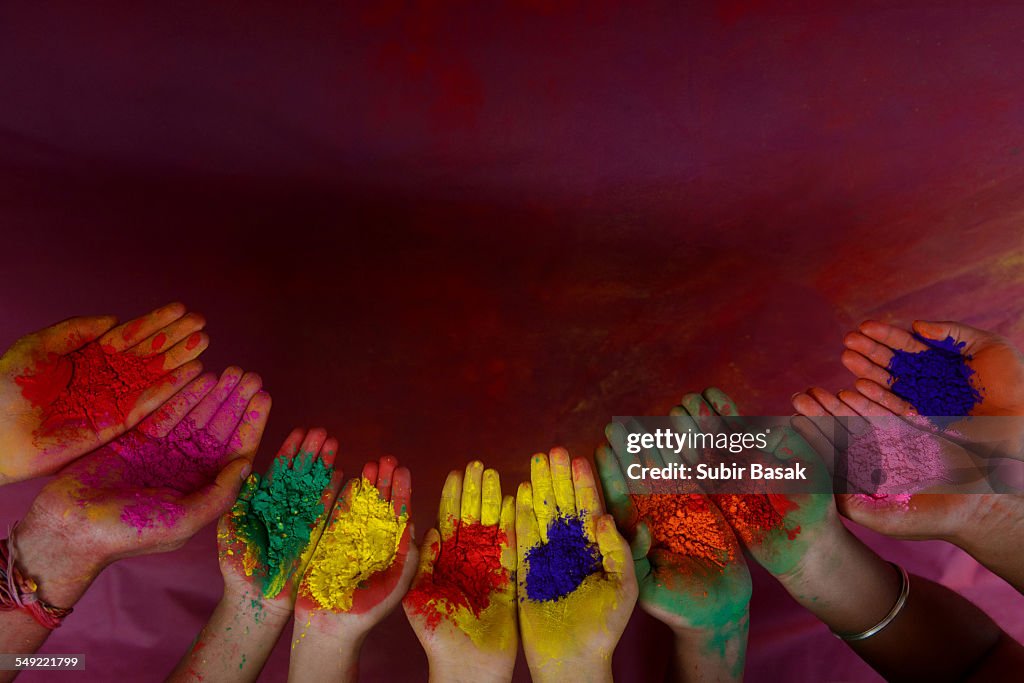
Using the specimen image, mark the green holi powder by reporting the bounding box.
[232,452,333,598]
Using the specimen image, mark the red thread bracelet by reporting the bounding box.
[0,524,73,629]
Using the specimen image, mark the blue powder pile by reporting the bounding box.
[524,513,603,602]
[887,334,983,425]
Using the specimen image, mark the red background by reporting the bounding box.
[1,2,1023,680]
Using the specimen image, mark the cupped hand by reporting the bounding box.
[0,303,209,485]
[294,456,417,640]
[218,427,343,621]
[403,461,517,683]
[674,388,834,579]
[517,449,637,683]
[13,367,270,605]
[596,426,750,651]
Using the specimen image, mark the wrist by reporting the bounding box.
[528,653,613,683]
[220,584,293,628]
[11,519,104,608]
[427,654,514,683]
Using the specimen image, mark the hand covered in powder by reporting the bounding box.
[13,366,269,612]
[517,449,637,683]
[289,457,416,683]
[842,320,1024,454]
[403,461,518,683]
[596,425,750,682]
[219,427,343,617]
[0,303,208,485]
[793,387,1024,592]
[673,388,834,578]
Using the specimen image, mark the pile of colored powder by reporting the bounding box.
[631,494,734,570]
[523,513,602,602]
[122,496,185,531]
[301,478,408,611]
[230,454,333,598]
[711,493,799,544]
[405,521,510,630]
[887,334,983,424]
[15,342,166,437]
[845,422,946,509]
[107,418,226,492]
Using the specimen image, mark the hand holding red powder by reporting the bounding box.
[517,449,637,683]
[4,367,270,671]
[596,424,751,682]
[289,456,417,683]
[170,427,342,683]
[0,303,208,485]
[403,460,518,683]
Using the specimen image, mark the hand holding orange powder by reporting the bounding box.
[0,303,208,485]
[403,460,518,683]
[288,456,417,683]
[597,421,751,683]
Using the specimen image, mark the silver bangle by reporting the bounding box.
[834,562,910,642]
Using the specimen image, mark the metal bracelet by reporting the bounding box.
[834,562,910,642]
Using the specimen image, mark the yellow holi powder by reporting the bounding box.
[300,478,407,611]
[520,573,621,664]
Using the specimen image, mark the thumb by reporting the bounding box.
[37,315,119,355]
[630,520,652,561]
[181,458,253,535]
[913,320,986,352]
[413,527,440,582]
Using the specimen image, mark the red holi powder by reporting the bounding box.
[15,342,166,438]
[632,494,734,570]
[151,332,167,351]
[405,521,509,629]
[711,493,800,544]
[185,333,201,351]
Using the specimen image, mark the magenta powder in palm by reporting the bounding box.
[887,334,983,424]
[845,421,947,508]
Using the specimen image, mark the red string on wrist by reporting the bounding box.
[0,522,73,629]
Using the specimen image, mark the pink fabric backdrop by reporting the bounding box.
[2,2,1024,681]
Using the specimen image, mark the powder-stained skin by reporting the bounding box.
[404,520,510,629]
[887,334,983,423]
[15,341,166,439]
[523,513,602,602]
[301,478,408,611]
[631,494,734,570]
[230,453,333,598]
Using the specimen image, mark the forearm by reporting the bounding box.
[287,614,364,683]
[527,654,613,683]
[168,589,290,683]
[669,615,748,683]
[425,655,515,683]
[778,527,1003,681]
[0,522,100,683]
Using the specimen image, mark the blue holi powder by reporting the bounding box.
[524,513,603,602]
[887,334,983,426]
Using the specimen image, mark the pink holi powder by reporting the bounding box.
[77,417,228,532]
[845,421,947,508]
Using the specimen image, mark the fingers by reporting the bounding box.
[461,460,484,524]
[278,427,307,459]
[840,349,893,386]
[857,320,930,354]
[854,378,917,415]
[531,453,558,542]
[376,456,398,501]
[152,331,209,372]
[134,312,206,358]
[792,390,829,417]
[207,372,263,443]
[550,447,576,514]
[481,467,502,527]
[498,495,516,575]
[595,443,634,529]
[595,514,631,582]
[100,302,187,353]
[37,315,118,354]
[126,360,205,429]
[179,457,252,536]
[837,388,896,417]
[226,391,271,461]
[572,457,602,539]
[320,437,340,469]
[439,469,463,539]
[516,482,541,569]
[183,367,243,431]
[392,466,412,517]
[138,372,218,438]
[681,392,722,432]
[361,460,378,484]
